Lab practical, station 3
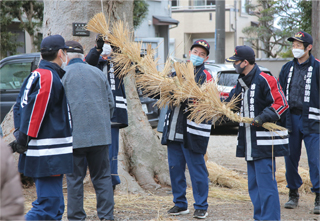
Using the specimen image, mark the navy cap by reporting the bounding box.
[65,41,84,54]
[40,35,68,52]
[191,39,210,55]
[226,45,255,62]
[288,31,313,45]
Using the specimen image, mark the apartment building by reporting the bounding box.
[169,0,262,61]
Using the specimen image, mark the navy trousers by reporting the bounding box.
[167,141,208,210]
[66,145,114,220]
[247,158,280,221]
[25,175,64,220]
[109,127,121,187]
[285,114,320,193]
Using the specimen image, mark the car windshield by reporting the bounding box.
[0,62,31,90]
[217,71,238,87]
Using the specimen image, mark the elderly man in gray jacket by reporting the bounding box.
[62,41,115,221]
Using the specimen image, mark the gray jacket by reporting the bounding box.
[63,58,115,149]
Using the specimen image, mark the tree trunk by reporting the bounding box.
[312,0,320,59]
[29,34,36,52]
[42,0,171,193]
[43,0,107,54]
[121,72,171,190]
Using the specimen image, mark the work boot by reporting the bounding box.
[314,193,320,214]
[284,189,299,209]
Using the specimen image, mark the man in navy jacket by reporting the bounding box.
[86,35,128,191]
[164,40,212,219]
[278,31,319,214]
[13,35,73,220]
[225,45,289,220]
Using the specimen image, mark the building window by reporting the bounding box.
[241,0,250,14]
[192,0,216,8]
[207,0,215,6]
[171,0,179,7]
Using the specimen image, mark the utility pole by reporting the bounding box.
[312,0,320,59]
[215,0,225,63]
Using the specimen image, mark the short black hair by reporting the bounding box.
[247,59,255,65]
[242,59,255,65]
[303,42,312,55]
[41,49,66,61]
[41,51,59,61]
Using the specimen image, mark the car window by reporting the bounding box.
[217,72,238,87]
[0,62,31,90]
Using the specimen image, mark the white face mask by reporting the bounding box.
[60,51,68,69]
[101,43,112,56]
[292,49,305,59]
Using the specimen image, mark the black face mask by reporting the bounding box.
[233,61,246,74]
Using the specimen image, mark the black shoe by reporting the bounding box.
[193,209,208,219]
[314,193,320,214]
[284,189,299,209]
[167,206,189,215]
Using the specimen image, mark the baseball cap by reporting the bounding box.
[226,45,255,63]
[40,35,68,52]
[287,31,313,45]
[65,41,84,54]
[191,39,210,55]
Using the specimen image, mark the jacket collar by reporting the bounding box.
[38,60,66,79]
[194,62,205,73]
[238,64,257,88]
[68,58,86,66]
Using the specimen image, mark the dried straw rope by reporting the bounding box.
[86,13,287,132]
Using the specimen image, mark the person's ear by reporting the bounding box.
[307,44,313,51]
[58,49,64,58]
[204,56,209,63]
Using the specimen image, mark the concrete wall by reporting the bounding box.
[134,0,171,38]
[255,58,292,78]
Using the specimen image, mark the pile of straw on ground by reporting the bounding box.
[276,166,312,194]
[207,161,247,190]
[207,162,312,195]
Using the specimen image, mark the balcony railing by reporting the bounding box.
[172,4,234,11]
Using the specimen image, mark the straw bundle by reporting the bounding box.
[276,166,312,194]
[207,161,248,190]
[85,12,110,40]
[86,13,286,132]
[109,21,144,77]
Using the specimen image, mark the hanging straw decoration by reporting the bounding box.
[85,12,110,41]
[86,13,287,132]
[186,78,287,131]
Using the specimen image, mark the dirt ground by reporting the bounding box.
[22,128,319,220]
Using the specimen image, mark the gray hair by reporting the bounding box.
[67,52,84,61]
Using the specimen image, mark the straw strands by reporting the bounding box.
[207,161,248,193]
[86,13,287,132]
[85,12,110,40]
[276,166,312,194]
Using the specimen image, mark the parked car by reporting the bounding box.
[0,53,159,128]
[205,63,272,126]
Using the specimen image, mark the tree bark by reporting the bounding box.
[312,0,320,59]
[41,0,171,193]
[121,72,171,190]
